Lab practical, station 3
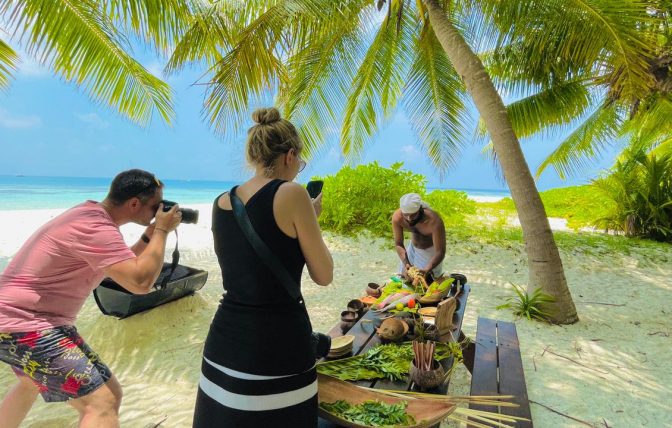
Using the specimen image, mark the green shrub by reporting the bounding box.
[484,185,611,229]
[424,189,476,227]
[497,283,555,322]
[593,150,672,241]
[314,162,426,236]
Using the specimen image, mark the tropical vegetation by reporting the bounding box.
[5,1,671,323]
[477,1,672,180]
[0,0,195,125]
[496,283,555,322]
[315,162,475,236]
[167,0,578,323]
[593,149,672,241]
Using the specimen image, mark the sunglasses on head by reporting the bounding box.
[133,175,161,199]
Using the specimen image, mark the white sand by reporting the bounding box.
[1,206,671,427]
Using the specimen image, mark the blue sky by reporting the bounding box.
[0,51,620,191]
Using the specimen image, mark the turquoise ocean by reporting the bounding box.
[0,175,510,210]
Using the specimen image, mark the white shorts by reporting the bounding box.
[399,244,444,278]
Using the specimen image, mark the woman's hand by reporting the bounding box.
[311,192,323,218]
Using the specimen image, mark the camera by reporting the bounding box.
[161,200,199,224]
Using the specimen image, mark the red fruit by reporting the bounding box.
[407,298,416,309]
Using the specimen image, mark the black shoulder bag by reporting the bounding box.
[229,186,331,359]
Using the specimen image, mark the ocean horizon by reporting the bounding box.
[0,175,511,210]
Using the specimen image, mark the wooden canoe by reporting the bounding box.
[317,373,456,428]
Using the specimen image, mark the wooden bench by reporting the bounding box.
[469,317,533,427]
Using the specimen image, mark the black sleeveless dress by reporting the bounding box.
[193,179,317,427]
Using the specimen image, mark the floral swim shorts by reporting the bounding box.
[0,325,112,402]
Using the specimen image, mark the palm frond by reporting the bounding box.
[469,0,657,100]
[625,96,672,149]
[401,24,469,173]
[0,39,19,89]
[277,2,371,157]
[4,0,174,125]
[100,0,194,52]
[340,1,416,159]
[164,2,232,75]
[648,137,672,158]
[536,102,624,179]
[201,1,297,136]
[505,80,592,139]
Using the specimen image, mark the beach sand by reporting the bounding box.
[1,205,671,427]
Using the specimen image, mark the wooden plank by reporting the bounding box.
[347,309,378,356]
[326,321,344,338]
[453,284,470,334]
[496,321,533,427]
[469,317,499,414]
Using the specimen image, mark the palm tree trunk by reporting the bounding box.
[424,0,578,323]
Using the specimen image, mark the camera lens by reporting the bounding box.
[158,200,198,224]
[180,208,199,224]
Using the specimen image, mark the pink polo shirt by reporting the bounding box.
[0,201,136,332]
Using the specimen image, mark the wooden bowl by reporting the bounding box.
[409,359,446,391]
[365,282,382,297]
[376,317,409,341]
[418,288,450,305]
[330,335,354,352]
[347,299,366,315]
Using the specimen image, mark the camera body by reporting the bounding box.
[311,331,331,359]
[161,200,199,224]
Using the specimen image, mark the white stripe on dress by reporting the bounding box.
[199,373,317,411]
[204,357,315,380]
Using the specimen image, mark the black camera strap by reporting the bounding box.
[229,187,311,321]
[157,231,180,290]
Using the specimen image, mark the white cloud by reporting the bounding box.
[400,144,420,158]
[76,113,110,130]
[145,61,164,78]
[15,53,50,78]
[0,109,42,129]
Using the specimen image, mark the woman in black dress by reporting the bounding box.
[193,107,333,427]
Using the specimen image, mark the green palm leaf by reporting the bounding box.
[100,0,194,52]
[277,2,370,157]
[0,39,18,89]
[198,0,339,136]
[470,0,656,100]
[4,0,174,125]
[402,24,468,172]
[536,102,624,179]
[648,137,672,158]
[340,2,416,159]
[625,96,672,149]
[505,80,592,139]
[164,2,231,75]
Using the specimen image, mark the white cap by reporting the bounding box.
[399,193,428,214]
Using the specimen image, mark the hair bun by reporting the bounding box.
[252,107,281,125]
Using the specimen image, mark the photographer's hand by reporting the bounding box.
[154,203,181,234]
[311,192,323,218]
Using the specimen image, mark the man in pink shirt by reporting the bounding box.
[0,169,182,428]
